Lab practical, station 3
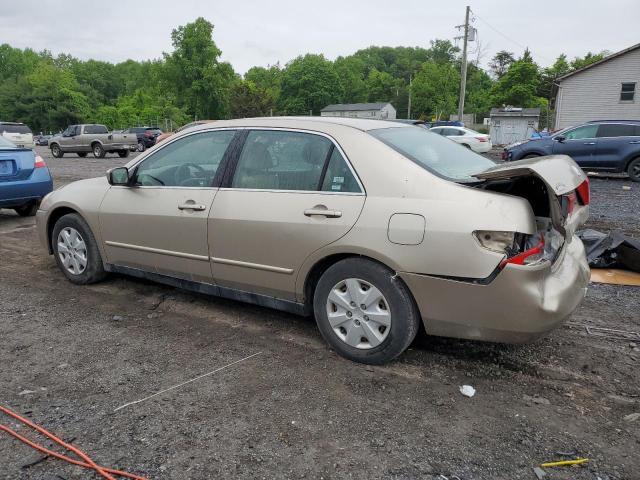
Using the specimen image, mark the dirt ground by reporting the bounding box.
[1,147,639,480]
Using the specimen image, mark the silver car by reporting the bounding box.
[36,117,590,364]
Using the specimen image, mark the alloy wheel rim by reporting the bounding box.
[57,227,87,275]
[326,278,391,349]
[94,146,101,156]
[633,163,640,179]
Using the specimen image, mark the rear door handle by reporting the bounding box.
[178,203,207,211]
[583,142,596,145]
[304,208,342,218]
[629,140,640,144]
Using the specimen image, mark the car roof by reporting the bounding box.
[0,121,27,125]
[586,120,640,124]
[186,116,408,134]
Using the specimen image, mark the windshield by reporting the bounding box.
[0,136,18,148]
[368,127,495,182]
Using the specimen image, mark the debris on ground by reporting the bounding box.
[590,268,640,286]
[577,229,640,272]
[623,412,640,423]
[459,385,476,397]
[523,394,551,405]
[533,466,546,479]
[540,458,589,467]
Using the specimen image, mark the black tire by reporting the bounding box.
[118,149,130,158]
[313,258,420,365]
[77,152,87,158]
[51,213,107,285]
[92,143,106,158]
[137,141,146,152]
[50,144,64,158]
[14,202,38,217]
[627,158,640,182]
[523,153,541,159]
[462,143,472,149]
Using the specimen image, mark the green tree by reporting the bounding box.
[163,17,236,119]
[244,64,282,110]
[489,50,515,78]
[411,62,459,120]
[229,80,273,118]
[365,68,399,102]
[491,54,541,107]
[334,56,367,103]
[278,54,343,115]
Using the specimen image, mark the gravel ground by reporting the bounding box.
[0,146,639,480]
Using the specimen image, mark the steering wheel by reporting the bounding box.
[175,163,206,185]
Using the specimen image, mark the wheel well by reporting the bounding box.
[303,253,398,311]
[625,155,640,171]
[49,142,58,149]
[46,207,79,253]
[91,141,102,149]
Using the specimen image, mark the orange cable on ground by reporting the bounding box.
[1,405,148,480]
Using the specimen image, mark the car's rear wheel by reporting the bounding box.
[118,150,130,158]
[92,143,106,158]
[14,202,38,217]
[77,152,87,158]
[627,158,640,182]
[137,141,146,152]
[50,144,64,158]
[462,143,472,149]
[313,258,420,364]
[51,213,107,285]
[523,153,541,159]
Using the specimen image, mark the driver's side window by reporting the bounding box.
[134,130,236,187]
[564,124,598,140]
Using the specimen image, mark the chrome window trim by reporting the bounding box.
[228,127,366,195]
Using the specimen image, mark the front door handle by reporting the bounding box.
[629,140,640,144]
[304,207,342,218]
[583,142,596,145]
[178,203,206,211]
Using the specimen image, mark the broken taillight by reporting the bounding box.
[499,236,545,268]
[576,178,590,205]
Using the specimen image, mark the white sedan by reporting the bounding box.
[430,126,492,153]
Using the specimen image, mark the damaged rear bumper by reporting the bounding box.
[400,235,590,343]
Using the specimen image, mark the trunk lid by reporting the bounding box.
[0,148,35,181]
[474,155,589,237]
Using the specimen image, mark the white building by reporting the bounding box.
[320,102,396,120]
[555,43,640,129]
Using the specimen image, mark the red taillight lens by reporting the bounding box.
[34,155,46,169]
[476,137,488,142]
[576,178,590,205]
[499,236,545,269]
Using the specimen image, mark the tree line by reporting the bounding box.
[0,17,608,133]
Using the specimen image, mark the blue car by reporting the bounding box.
[504,120,640,182]
[0,136,53,216]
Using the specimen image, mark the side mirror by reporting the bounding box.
[554,135,566,143]
[107,167,130,186]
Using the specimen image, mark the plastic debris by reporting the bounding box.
[459,385,476,398]
[533,466,546,479]
[541,458,589,467]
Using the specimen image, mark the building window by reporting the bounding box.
[621,82,636,102]
[527,120,535,127]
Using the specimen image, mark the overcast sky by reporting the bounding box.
[2,1,638,74]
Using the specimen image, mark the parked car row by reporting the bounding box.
[49,124,139,158]
[503,120,640,182]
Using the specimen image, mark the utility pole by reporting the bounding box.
[407,75,412,119]
[457,5,470,123]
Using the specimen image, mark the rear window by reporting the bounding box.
[84,125,109,134]
[369,127,495,182]
[1,123,32,134]
[596,123,638,138]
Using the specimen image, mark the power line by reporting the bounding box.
[471,9,555,64]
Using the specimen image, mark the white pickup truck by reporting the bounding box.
[49,124,138,158]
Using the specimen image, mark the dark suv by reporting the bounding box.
[504,120,640,181]
[123,126,163,152]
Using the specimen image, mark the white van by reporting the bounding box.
[0,122,34,148]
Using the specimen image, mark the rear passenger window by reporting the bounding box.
[321,149,361,193]
[232,130,331,191]
[597,124,636,137]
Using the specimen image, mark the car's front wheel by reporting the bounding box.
[627,158,640,182]
[137,141,146,152]
[77,152,87,158]
[313,258,420,364]
[51,213,107,285]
